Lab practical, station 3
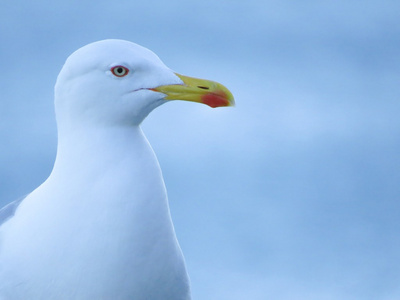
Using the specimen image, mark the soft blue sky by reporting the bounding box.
[1,1,400,299]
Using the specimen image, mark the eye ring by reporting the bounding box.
[111,65,129,77]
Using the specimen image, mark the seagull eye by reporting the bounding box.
[111,66,129,77]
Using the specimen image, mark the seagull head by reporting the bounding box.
[54,39,234,128]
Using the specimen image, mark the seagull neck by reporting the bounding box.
[53,124,155,173]
[48,123,172,234]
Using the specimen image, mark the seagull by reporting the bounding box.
[0,39,234,300]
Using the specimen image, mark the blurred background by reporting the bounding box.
[1,1,399,299]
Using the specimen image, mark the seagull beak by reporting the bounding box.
[151,73,235,108]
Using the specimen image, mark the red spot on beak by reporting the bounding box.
[201,91,230,108]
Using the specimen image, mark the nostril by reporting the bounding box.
[197,86,209,90]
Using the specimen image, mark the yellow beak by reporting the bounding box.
[151,73,235,108]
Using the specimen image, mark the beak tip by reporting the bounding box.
[202,93,235,108]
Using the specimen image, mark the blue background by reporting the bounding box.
[1,1,399,299]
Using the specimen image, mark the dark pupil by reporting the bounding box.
[117,67,124,74]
